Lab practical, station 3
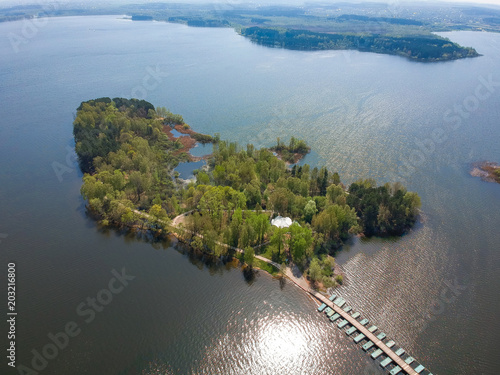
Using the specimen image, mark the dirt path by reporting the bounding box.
[134,208,313,293]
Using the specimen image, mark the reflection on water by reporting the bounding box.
[0,16,499,375]
[192,288,382,375]
[190,143,213,158]
[294,149,322,168]
[170,128,184,138]
[255,317,309,369]
[175,160,205,179]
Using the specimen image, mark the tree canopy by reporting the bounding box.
[75,98,421,279]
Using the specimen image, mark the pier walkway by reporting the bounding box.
[313,292,418,375]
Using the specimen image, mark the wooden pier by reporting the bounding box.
[313,291,419,375]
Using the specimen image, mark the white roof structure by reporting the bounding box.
[271,216,292,228]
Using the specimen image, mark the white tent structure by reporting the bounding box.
[271,215,292,228]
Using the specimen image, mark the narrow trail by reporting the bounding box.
[134,208,311,293]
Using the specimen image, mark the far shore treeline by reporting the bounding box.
[240,27,479,62]
[0,3,485,63]
[74,98,420,283]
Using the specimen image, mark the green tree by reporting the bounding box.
[229,208,243,247]
[326,184,345,204]
[308,257,322,283]
[128,171,151,200]
[268,187,290,215]
[191,236,204,252]
[304,200,317,223]
[149,204,167,221]
[212,165,226,185]
[288,223,312,266]
[270,226,287,258]
[244,247,255,268]
[214,234,228,257]
[335,275,344,285]
[243,180,262,208]
[196,171,210,185]
[247,212,270,244]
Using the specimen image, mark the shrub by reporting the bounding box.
[335,275,343,285]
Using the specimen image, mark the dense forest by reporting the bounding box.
[75,98,421,285]
[240,27,479,62]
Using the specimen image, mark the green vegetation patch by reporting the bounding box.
[270,136,310,163]
[74,98,421,279]
[241,27,479,62]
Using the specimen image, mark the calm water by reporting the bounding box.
[175,160,205,179]
[1,16,499,375]
[189,143,212,158]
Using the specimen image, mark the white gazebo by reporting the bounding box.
[271,215,292,228]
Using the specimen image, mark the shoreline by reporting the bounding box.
[470,161,500,184]
[163,124,213,162]
[171,225,335,295]
[108,206,341,296]
[273,150,308,165]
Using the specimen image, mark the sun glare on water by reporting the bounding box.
[256,318,309,368]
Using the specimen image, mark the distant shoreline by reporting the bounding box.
[0,4,486,62]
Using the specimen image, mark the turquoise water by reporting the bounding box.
[0,16,499,374]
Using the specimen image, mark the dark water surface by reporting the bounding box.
[1,16,499,375]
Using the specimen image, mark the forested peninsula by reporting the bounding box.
[74,98,421,286]
[1,3,485,62]
[240,27,478,62]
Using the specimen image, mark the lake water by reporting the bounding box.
[189,143,212,158]
[169,128,184,138]
[175,160,206,180]
[1,16,499,375]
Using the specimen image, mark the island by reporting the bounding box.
[470,161,500,184]
[74,98,421,289]
[131,15,153,21]
[269,136,310,164]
